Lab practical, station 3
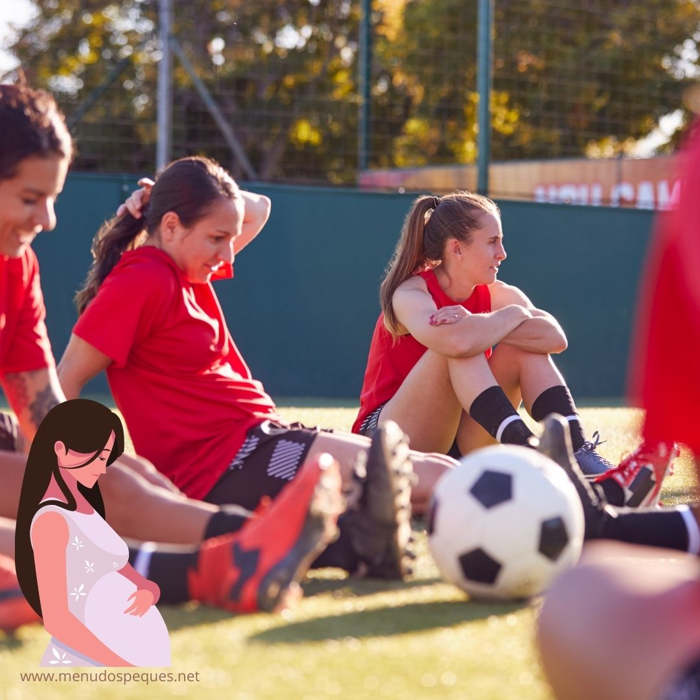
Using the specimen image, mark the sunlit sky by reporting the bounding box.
[0,0,682,156]
[0,0,36,74]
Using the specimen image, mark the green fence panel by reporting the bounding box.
[33,175,655,401]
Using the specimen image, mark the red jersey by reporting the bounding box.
[630,120,700,453]
[73,247,279,500]
[0,248,54,382]
[352,269,491,433]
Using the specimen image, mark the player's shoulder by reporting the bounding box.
[395,274,428,296]
[110,247,179,294]
[488,280,530,306]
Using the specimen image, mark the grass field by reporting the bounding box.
[2,404,698,700]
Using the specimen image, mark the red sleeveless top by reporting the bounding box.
[352,269,491,433]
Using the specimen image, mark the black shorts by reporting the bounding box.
[0,412,18,452]
[356,404,384,438]
[660,655,700,700]
[203,420,330,511]
[356,403,462,459]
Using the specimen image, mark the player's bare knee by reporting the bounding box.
[100,465,148,532]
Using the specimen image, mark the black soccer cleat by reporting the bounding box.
[343,421,415,579]
[537,413,616,540]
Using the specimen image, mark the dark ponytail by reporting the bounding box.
[75,156,240,314]
[75,213,147,315]
[380,191,500,335]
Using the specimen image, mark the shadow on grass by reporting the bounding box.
[302,575,443,597]
[158,604,233,632]
[157,577,450,632]
[249,599,526,644]
[0,630,33,651]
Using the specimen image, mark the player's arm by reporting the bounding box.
[57,335,181,493]
[57,334,111,400]
[392,277,532,358]
[489,281,567,354]
[117,180,270,255]
[1,367,64,446]
[235,190,271,254]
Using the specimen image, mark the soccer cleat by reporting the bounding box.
[595,440,679,508]
[188,452,343,613]
[573,431,616,477]
[0,554,40,633]
[343,421,415,579]
[537,414,615,540]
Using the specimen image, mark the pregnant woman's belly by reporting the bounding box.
[84,571,170,667]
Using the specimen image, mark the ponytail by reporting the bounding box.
[380,195,439,335]
[75,156,240,315]
[75,213,147,314]
[380,191,500,336]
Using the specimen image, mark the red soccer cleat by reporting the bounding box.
[595,440,679,508]
[188,453,343,613]
[0,554,40,633]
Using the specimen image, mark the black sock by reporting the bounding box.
[598,478,626,507]
[129,545,198,604]
[469,386,534,446]
[601,508,690,552]
[310,513,360,571]
[531,385,585,451]
[203,505,251,539]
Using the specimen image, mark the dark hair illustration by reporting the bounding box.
[15,400,125,616]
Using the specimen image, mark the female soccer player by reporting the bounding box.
[352,191,613,476]
[0,79,344,625]
[58,155,434,579]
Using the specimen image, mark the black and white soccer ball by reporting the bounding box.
[427,444,585,600]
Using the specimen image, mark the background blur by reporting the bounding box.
[2,1,697,399]
[4,1,698,197]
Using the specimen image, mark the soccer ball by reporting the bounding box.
[427,444,585,600]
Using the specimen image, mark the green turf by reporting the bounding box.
[2,406,698,699]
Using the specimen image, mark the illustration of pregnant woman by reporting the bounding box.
[15,399,170,667]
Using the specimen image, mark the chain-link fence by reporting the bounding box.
[6,0,700,203]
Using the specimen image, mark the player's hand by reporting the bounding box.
[429,305,471,326]
[124,589,155,616]
[117,177,155,219]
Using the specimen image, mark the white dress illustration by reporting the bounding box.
[32,504,170,667]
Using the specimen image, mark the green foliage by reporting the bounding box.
[8,1,700,180]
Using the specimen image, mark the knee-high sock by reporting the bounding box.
[129,544,198,604]
[469,386,534,445]
[601,505,700,554]
[530,385,585,451]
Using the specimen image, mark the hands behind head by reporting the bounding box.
[116,177,155,219]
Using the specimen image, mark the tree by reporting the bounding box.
[8,0,700,181]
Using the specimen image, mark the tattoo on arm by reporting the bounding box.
[2,368,63,443]
[29,381,60,429]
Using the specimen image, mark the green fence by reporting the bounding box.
[35,174,654,401]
